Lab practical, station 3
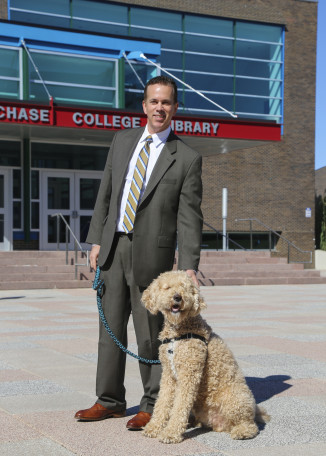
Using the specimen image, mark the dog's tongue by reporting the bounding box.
[172,305,180,313]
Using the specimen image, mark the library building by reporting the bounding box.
[0,0,317,267]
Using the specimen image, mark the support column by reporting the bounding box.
[118,57,125,109]
[23,139,31,242]
[222,188,228,251]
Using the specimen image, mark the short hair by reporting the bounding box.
[143,75,178,104]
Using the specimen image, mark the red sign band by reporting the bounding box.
[0,100,281,141]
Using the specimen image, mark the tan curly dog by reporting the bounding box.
[141,270,270,444]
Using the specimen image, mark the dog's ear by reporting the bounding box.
[141,283,159,315]
[193,287,207,315]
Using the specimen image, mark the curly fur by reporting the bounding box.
[141,270,270,444]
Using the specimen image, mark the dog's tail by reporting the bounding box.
[255,405,271,424]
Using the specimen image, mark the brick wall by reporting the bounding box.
[0,0,7,19]
[201,0,317,266]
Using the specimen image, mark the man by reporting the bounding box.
[75,75,203,429]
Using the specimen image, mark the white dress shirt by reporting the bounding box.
[116,125,171,232]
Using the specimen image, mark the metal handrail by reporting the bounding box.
[235,217,312,264]
[51,213,89,279]
[203,221,246,251]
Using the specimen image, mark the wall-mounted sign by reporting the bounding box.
[305,207,312,218]
[0,100,281,141]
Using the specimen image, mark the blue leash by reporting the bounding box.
[93,266,161,365]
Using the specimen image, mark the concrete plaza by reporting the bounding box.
[0,283,326,456]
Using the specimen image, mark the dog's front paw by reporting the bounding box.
[230,422,259,440]
[142,422,161,438]
[158,430,184,444]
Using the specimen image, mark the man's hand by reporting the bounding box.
[186,269,199,287]
[90,244,101,271]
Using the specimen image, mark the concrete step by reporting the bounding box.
[196,250,324,285]
[0,256,88,266]
[199,256,288,264]
[0,249,323,289]
[0,272,79,282]
[0,250,93,290]
[198,263,304,272]
[0,250,89,259]
[0,265,89,274]
[198,276,326,286]
[197,269,321,279]
[0,280,91,290]
[200,250,272,258]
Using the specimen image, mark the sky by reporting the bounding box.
[315,1,326,169]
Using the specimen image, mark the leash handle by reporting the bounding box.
[93,267,161,365]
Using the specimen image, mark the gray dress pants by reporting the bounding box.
[96,233,163,413]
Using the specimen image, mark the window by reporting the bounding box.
[0,141,21,166]
[28,51,117,107]
[0,47,21,99]
[71,0,129,35]
[10,0,71,28]
[124,61,157,110]
[201,231,278,250]
[31,143,107,171]
[0,141,22,233]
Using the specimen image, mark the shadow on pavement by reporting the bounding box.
[246,375,292,402]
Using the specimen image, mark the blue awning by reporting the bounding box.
[0,21,161,59]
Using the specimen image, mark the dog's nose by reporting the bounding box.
[173,293,182,302]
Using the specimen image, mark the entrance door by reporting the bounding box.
[0,169,12,251]
[40,171,101,250]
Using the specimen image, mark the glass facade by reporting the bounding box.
[0,43,118,107]
[0,47,21,99]
[9,0,284,122]
[31,143,107,171]
[0,141,21,166]
[28,51,117,106]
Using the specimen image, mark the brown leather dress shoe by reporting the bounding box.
[74,403,126,421]
[126,411,152,430]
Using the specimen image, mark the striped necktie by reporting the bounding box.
[123,135,153,233]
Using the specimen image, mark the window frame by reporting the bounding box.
[27,48,119,107]
[0,45,23,100]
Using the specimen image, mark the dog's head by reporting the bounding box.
[142,271,206,324]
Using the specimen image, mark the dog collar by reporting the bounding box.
[162,333,208,346]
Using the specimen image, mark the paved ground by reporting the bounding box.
[0,283,326,456]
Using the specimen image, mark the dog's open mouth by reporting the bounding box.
[170,293,183,314]
[171,304,181,313]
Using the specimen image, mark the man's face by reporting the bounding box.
[142,84,178,134]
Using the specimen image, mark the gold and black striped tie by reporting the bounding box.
[122,135,153,233]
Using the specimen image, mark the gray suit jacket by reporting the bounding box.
[86,127,203,287]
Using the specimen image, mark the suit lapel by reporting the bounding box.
[115,127,144,196]
[139,132,178,207]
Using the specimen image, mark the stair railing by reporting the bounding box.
[203,221,246,251]
[51,213,89,279]
[235,218,312,264]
